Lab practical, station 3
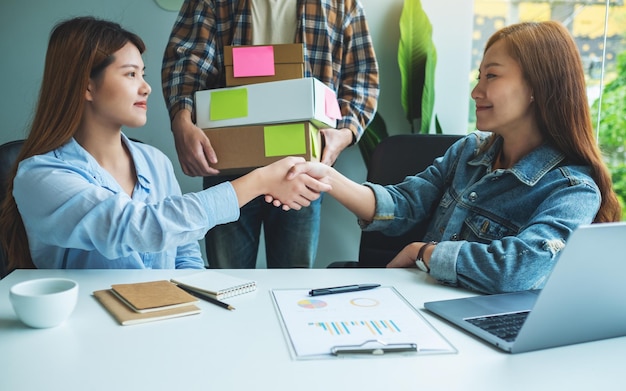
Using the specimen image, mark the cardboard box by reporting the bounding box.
[203,122,321,174]
[224,43,304,87]
[195,77,340,130]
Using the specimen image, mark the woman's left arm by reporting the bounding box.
[433,178,601,294]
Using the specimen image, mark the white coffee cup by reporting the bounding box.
[9,278,79,328]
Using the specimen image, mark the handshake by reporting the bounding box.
[258,157,333,211]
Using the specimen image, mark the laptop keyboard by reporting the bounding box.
[465,311,530,342]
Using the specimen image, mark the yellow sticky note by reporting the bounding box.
[264,123,306,157]
[210,88,248,120]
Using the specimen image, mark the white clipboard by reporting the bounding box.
[270,286,457,360]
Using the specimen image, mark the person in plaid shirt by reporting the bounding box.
[161,0,379,269]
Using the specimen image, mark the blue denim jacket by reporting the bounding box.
[364,132,601,294]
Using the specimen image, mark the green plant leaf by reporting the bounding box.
[434,115,442,134]
[398,0,437,134]
[421,41,437,134]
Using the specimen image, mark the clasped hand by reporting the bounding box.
[263,160,331,211]
[262,159,331,211]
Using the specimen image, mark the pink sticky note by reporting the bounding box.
[232,46,275,78]
[324,88,342,120]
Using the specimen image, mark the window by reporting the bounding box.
[471,0,626,218]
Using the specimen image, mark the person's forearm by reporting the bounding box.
[230,170,265,208]
[172,109,193,133]
[325,168,376,221]
[336,6,380,141]
[161,0,217,122]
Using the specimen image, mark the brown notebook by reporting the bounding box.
[110,280,198,313]
[94,289,201,326]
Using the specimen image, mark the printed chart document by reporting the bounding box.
[271,287,456,359]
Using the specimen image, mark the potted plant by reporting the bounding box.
[359,0,438,167]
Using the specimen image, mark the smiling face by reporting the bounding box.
[84,42,151,131]
[471,39,536,138]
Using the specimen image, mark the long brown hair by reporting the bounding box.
[482,21,621,223]
[0,17,145,272]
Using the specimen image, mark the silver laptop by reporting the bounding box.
[424,222,626,354]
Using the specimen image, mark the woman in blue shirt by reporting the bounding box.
[283,21,621,294]
[0,17,329,273]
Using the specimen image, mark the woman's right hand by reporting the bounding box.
[261,158,332,211]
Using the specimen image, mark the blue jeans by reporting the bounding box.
[204,176,321,268]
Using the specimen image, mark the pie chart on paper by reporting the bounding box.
[297,299,327,309]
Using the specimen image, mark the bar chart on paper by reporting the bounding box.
[309,319,402,336]
[271,287,456,358]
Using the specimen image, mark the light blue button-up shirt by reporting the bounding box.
[14,135,240,270]
[364,132,601,294]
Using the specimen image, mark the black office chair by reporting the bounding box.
[0,140,25,278]
[0,140,23,197]
[329,133,464,268]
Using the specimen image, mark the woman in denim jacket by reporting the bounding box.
[284,21,621,294]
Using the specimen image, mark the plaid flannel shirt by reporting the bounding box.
[161,0,379,140]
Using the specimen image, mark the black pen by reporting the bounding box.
[176,284,235,311]
[309,284,381,296]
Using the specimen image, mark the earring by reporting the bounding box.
[530,96,534,102]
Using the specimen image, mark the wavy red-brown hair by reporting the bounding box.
[0,17,145,273]
[482,21,620,223]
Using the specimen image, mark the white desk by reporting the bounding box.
[0,269,623,391]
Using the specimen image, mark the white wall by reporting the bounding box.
[0,0,473,268]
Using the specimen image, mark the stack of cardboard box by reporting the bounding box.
[194,43,341,174]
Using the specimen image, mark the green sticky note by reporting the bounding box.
[310,126,320,158]
[264,123,306,157]
[210,88,248,120]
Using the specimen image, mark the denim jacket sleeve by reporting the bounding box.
[436,170,600,294]
[361,133,602,294]
[362,135,469,234]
